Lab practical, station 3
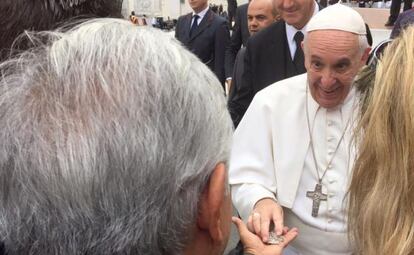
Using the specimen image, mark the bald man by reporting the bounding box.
[228,0,279,126]
[246,0,279,35]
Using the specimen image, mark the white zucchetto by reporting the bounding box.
[307,4,366,35]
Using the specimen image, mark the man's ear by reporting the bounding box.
[197,163,228,242]
[361,47,372,65]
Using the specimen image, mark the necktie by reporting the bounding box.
[293,31,306,73]
[190,14,199,37]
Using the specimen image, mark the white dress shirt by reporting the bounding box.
[191,6,209,27]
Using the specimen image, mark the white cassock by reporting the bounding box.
[229,73,359,255]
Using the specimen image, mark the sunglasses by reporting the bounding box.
[367,39,393,69]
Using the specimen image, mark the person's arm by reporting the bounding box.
[227,41,254,127]
[229,91,285,242]
[214,20,230,85]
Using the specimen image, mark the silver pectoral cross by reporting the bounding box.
[306,183,328,217]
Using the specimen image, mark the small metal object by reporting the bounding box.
[267,231,284,245]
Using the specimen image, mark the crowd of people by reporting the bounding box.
[0,0,413,255]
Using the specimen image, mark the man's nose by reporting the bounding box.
[320,69,336,87]
[251,19,258,27]
[281,0,294,9]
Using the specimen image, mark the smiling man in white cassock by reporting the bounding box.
[229,4,371,255]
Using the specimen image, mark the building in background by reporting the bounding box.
[122,0,248,19]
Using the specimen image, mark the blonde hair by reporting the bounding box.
[349,26,414,255]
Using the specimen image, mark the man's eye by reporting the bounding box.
[312,62,322,70]
[336,63,349,71]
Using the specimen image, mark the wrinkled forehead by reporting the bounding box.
[305,30,362,60]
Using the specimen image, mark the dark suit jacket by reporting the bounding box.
[228,20,306,127]
[175,9,230,85]
[227,47,245,121]
[224,3,249,77]
[227,0,238,15]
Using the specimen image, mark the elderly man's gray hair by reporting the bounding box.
[0,18,233,255]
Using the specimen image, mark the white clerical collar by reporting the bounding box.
[192,6,209,23]
[285,2,319,59]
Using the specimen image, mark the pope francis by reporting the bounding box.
[229,4,371,255]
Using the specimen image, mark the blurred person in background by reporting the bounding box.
[385,0,412,26]
[228,0,319,127]
[224,1,250,93]
[390,8,414,38]
[228,0,280,126]
[175,0,230,87]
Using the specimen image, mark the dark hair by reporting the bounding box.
[0,0,123,60]
[390,9,414,38]
[365,23,373,47]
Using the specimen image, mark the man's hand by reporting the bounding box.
[233,217,298,255]
[248,198,284,242]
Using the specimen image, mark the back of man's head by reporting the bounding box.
[0,0,123,61]
[0,19,233,255]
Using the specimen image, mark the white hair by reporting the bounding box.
[0,18,233,255]
[357,34,369,56]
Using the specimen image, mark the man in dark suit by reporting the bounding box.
[385,0,412,26]
[227,0,279,125]
[227,0,238,27]
[224,3,250,89]
[175,0,230,86]
[228,0,318,127]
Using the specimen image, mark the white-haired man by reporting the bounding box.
[229,4,371,254]
[0,19,297,255]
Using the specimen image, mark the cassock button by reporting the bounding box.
[328,120,333,126]
[328,179,335,184]
[327,164,332,169]
[328,219,333,223]
[329,192,335,198]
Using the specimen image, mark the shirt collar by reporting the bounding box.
[285,2,319,45]
[192,6,209,21]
